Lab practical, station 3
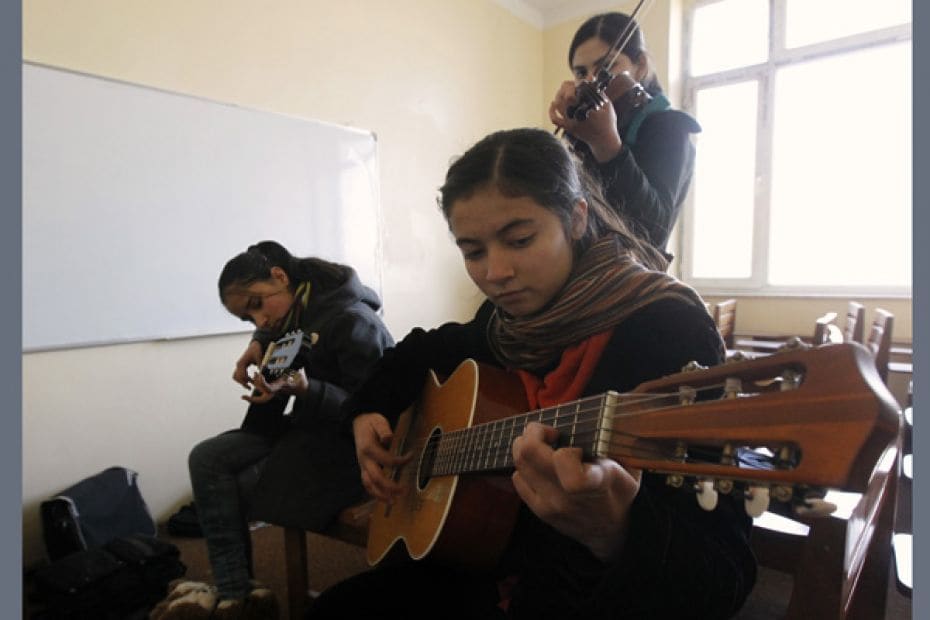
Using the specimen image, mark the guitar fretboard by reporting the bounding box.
[426,392,621,476]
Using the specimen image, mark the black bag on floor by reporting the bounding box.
[104,534,187,596]
[30,534,186,619]
[41,466,157,562]
[166,502,203,537]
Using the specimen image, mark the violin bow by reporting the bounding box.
[600,0,651,85]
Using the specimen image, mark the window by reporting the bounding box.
[681,0,912,295]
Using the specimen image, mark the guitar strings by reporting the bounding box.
[395,381,755,475]
[424,422,776,479]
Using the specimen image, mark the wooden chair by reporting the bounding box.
[861,307,909,381]
[746,340,902,618]
[860,308,911,598]
[843,301,865,344]
[281,501,373,619]
[796,451,896,619]
[750,435,900,619]
[811,311,841,346]
[865,308,894,383]
[893,403,912,597]
[711,298,737,349]
[735,311,839,355]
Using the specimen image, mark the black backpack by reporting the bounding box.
[32,467,185,618]
[30,533,186,619]
[40,466,157,562]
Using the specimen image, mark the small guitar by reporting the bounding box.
[240,329,316,435]
[366,343,901,569]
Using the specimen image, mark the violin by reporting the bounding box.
[558,0,653,137]
[567,69,651,132]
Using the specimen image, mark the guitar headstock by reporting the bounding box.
[605,343,900,516]
[260,329,317,380]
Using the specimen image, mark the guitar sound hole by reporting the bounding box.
[417,427,442,490]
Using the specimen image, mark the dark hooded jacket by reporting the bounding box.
[246,264,393,530]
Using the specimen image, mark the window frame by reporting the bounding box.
[678,0,912,298]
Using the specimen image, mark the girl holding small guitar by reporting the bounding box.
[310,129,755,619]
[155,241,393,619]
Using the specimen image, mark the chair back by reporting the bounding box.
[712,298,737,349]
[844,301,866,344]
[811,312,839,346]
[866,308,895,383]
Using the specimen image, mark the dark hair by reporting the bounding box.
[568,12,662,96]
[438,128,665,270]
[218,240,350,303]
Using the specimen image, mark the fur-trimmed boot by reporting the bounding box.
[148,580,218,619]
[212,582,280,620]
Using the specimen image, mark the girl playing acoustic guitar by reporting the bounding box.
[152,241,393,620]
[311,129,755,619]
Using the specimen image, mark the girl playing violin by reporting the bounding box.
[309,128,755,619]
[550,12,701,262]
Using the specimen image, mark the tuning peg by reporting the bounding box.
[678,386,697,405]
[744,486,770,517]
[771,485,793,503]
[309,332,320,345]
[724,378,742,398]
[666,443,689,488]
[779,369,802,391]
[680,361,707,373]
[777,336,809,352]
[794,498,837,517]
[725,350,750,363]
[695,480,718,511]
[774,446,799,469]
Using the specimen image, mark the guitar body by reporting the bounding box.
[366,359,527,569]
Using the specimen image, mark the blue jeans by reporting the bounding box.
[188,429,273,600]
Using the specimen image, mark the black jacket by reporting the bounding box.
[576,109,701,255]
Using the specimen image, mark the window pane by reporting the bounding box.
[769,42,911,287]
[691,0,767,75]
[691,81,758,279]
[786,0,911,48]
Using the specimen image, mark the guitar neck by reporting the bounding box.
[422,343,899,494]
[429,393,620,476]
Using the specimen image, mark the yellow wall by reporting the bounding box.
[22,0,542,567]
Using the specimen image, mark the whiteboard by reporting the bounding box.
[23,63,382,352]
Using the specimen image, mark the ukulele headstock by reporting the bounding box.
[261,329,317,380]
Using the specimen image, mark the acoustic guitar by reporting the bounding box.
[240,329,316,434]
[366,343,901,570]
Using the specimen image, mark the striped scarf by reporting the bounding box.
[487,234,711,370]
[277,280,312,334]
